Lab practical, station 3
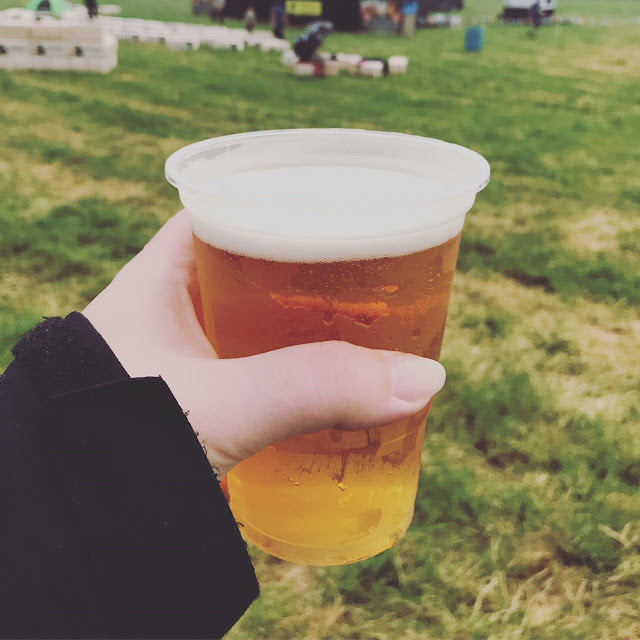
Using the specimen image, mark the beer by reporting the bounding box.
[166,129,490,565]
[194,231,461,564]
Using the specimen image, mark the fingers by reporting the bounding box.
[124,209,215,361]
[107,209,194,294]
[84,208,216,373]
[195,341,445,470]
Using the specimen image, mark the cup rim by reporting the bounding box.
[165,128,490,209]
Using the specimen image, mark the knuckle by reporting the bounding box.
[309,341,358,425]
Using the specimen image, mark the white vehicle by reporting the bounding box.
[501,0,557,21]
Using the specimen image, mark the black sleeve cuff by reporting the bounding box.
[40,377,259,639]
[11,313,259,637]
[12,312,129,398]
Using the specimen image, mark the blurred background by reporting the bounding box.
[1,0,639,638]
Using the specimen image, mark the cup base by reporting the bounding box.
[239,512,414,566]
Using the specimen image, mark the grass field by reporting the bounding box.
[1,1,640,638]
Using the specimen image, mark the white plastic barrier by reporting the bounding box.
[388,55,408,74]
[117,21,147,41]
[195,25,230,39]
[284,52,409,79]
[359,59,384,77]
[0,38,30,69]
[0,22,118,73]
[137,24,170,44]
[281,49,297,66]
[335,52,361,73]
[165,34,200,51]
[0,8,31,21]
[260,38,291,52]
[30,38,69,70]
[324,59,341,76]
[0,23,29,37]
[293,61,315,76]
[200,31,246,50]
[0,12,303,65]
[226,31,246,51]
[199,35,232,49]
[68,24,105,42]
[244,30,271,46]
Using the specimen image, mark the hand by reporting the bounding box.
[83,210,446,476]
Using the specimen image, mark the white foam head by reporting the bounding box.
[165,129,490,262]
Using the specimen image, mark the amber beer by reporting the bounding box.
[166,129,490,565]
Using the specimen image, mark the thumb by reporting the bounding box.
[198,341,446,473]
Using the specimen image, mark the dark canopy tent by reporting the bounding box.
[418,0,463,16]
[322,0,361,31]
[224,0,362,30]
[223,0,271,22]
[207,0,460,29]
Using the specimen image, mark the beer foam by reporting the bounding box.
[167,130,489,262]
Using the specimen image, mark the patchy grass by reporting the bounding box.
[0,0,639,638]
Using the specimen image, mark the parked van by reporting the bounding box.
[501,0,557,21]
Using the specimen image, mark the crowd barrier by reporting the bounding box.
[0,6,293,72]
[0,20,117,72]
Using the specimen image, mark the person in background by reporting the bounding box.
[84,0,98,19]
[272,0,286,39]
[529,0,542,36]
[209,0,226,24]
[244,4,258,32]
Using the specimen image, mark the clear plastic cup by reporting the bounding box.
[166,129,489,565]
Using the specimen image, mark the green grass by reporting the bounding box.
[1,0,639,638]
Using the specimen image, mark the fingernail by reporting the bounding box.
[385,353,446,405]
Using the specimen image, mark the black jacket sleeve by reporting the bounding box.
[0,313,259,639]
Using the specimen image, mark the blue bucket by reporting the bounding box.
[465,25,484,52]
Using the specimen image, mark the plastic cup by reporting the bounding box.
[166,129,489,565]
